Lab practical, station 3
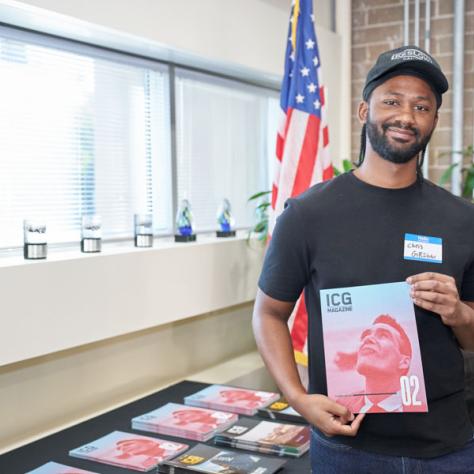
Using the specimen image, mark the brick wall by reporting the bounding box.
[351,0,474,185]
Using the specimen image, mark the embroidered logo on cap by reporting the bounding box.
[391,49,433,64]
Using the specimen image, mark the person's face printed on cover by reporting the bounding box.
[172,409,216,426]
[114,438,165,459]
[356,315,411,379]
[220,389,261,405]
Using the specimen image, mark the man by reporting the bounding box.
[336,314,415,414]
[253,45,474,473]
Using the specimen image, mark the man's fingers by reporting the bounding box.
[410,280,452,293]
[328,413,365,437]
[407,272,453,284]
[412,290,451,304]
[324,399,354,422]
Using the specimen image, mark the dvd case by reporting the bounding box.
[257,398,304,423]
[159,443,286,474]
[214,417,310,458]
[320,281,428,414]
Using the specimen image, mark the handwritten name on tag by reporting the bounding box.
[404,233,442,264]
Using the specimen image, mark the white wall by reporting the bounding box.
[0,0,347,453]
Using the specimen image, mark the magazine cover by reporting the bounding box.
[216,418,309,449]
[160,443,286,474]
[257,399,304,423]
[132,403,238,440]
[184,385,280,415]
[26,462,98,474]
[69,430,189,472]
[320,281,427,414]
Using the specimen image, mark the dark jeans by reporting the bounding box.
[311,429,474,474]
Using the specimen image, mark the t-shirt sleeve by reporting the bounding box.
[258,199,311,302]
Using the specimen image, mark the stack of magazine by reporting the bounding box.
[257,398,304,423]
[214,418,310,458]
[69,430,189,472]
[132,402,238,441]
[184,384,280,416]
[27,462,98,473]
[158,443,286,474]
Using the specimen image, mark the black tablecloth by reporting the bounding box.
[0,380,310,473]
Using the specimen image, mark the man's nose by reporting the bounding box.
[396,104,415,128]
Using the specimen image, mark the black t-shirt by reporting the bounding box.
[258,171,474,458]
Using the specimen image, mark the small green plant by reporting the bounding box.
[439,145,474,200]
[247,190,271,245]
[333,159,354,176]
[247,161,354,245]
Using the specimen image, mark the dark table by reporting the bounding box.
[0,380,310,473]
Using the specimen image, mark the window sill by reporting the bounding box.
[0,232,264,367]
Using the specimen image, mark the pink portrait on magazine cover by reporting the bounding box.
[162,408,230,433]
[321,282,428,414]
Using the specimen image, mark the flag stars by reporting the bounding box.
[307,83,317,93]
[313,56,319,67]
[296,94,305,104]
[314,99,321,109]
[311,13,315,22]
[300,67,310,77]
[289,51,296,61]
[305,38,315,50]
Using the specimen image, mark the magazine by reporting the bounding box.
[184,385,280,416]
[257,398,305,423]
[132,402,238,441]
[214,417,309,458]
[320,281,428,414]
[69,430,189,472]
[159,443,286,474]
[26,462,98,474]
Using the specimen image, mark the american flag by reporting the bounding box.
[271,0,333,367]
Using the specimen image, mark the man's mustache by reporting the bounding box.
[382,121,419,137]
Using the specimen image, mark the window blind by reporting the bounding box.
[0,27,172,249]
[175,68,279,232]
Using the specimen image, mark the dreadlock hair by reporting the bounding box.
[356,122,427,177]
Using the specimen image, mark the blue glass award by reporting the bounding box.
[175,199,196,242]
[216,198,236,237]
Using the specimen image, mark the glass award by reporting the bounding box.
[81,215,102,253]
[134,213,153,247]
[23,220,47,259]
[175,199,196,242]
[216,198,236,237]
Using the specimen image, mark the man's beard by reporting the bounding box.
[366,115,433,164]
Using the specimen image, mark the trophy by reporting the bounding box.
[81,215,102,253]
[23,220,47,260]
[175,199,196,242]
[134,214,153,247]
[216,198,236,237]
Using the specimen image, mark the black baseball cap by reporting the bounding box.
[363,45,449,107]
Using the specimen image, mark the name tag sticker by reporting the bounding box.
[404,233,442,264]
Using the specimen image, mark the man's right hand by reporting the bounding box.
[291,392,365,437]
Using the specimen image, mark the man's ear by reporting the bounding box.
[358,101,368,124]
[399,355,410,372]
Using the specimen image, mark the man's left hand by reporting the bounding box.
[407,272,468,328]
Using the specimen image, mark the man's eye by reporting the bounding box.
[384,99,398,105]
[415,105,429,112]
